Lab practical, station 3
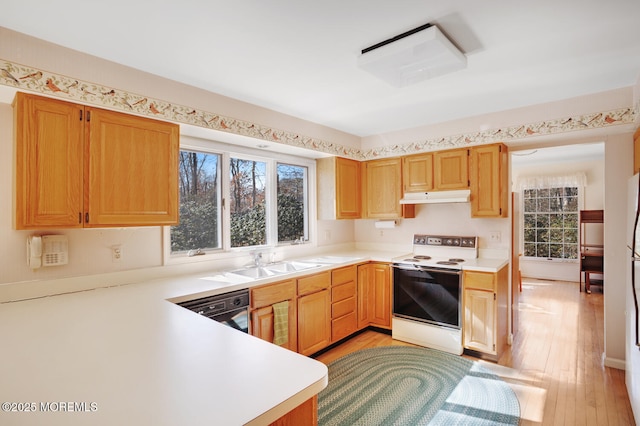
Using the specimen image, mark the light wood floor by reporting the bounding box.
[315,278,635,425]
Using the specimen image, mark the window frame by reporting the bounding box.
[163,136,317,265]
[520,185,583,263]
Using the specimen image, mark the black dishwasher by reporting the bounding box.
[177,289,250,333]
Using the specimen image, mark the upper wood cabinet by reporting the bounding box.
[433,148,469,190]
[402,153,434,192]
[469,143,508,218]
[13,93,179,229]
[362,157,415,219]
[317,156,361,220]
[362,157,403,219]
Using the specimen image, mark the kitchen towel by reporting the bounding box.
[272,300,289,346]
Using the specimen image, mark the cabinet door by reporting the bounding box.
[357,264,372,328]
[370,263,391,327]
[463,289,495,354]
[403,153,434,192]
[297,289,331,356]
[251,304,297,351]
[336,157,361,219]
[434,148,469,190]
[85,108,179,227]
[470,143,508,218]
[14,93,84,229]
[363,158,403,219]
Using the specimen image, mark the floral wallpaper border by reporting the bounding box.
[1,59,638,160]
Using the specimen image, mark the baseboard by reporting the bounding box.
[603,353,626,370]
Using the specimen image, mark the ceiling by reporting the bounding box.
[2,1,640,139]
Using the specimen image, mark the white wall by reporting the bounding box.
[353,202,510,254]
[605,134,633,369]
[512,155,605,281]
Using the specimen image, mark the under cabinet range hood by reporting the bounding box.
[399,189,470,205]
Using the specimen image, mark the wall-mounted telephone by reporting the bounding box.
[27,235,69,269]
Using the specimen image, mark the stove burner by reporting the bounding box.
[414,255,432,260]
[448,258,465,263]
[403,258,420,262]
[436,261,459,265]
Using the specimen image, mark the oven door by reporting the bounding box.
[212,307,250,334]
[392,264,462,329]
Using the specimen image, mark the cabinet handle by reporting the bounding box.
[79,110,83,121]
[78,212,82,224]
[85,212,89,223]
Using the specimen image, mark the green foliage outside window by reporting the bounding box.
[523,187,578,259]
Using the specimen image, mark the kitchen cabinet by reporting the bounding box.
[13,92,179,229]
[297,271,331,356]
[357,262,391,329]
[462,266,508,360]
[402,152,434,192]
[469,143,509,218]
[250,279,298,351]
[434,148,469,190]
[330,265,358,343]
[316,156,361,220]
[362,157,415,219]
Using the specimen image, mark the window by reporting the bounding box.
[277,163,308,243]
[168,139,313,259]
[522,187,579,259]
[229,157,267,247]
[171,150,221,254]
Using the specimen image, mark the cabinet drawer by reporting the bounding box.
[332,296,356,318]
[332,265,357,286]
[251,280,296,309]
[332,281,356,303]
[463,271,495,291]
[298,271,331,296]
[332,312,358,342]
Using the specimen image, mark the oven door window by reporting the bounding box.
[393,268,461,329]
[213,308,249,333]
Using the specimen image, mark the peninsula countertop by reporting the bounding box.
[0,248,508,425]
[0,279,327,426]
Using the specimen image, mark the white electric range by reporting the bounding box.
[391,234,478,355]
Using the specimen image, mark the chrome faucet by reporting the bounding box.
[253,251,263,266]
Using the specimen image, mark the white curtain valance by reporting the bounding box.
[516,173,587,191]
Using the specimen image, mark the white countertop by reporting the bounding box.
[0,280,327,425]
[0,248,508,425]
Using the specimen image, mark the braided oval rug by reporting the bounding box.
[318,346,520,425]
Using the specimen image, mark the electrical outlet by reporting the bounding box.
[112,245,122,262]
[489,231,501,243]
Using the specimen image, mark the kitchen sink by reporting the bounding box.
[226,260,323,281]
[229,266,279,279]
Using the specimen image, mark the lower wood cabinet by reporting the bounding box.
[297,272,331,356]
[462,266,508,359]
[269,396,317,426]
[331,265,358,343]
[250,279,297,351]
[357,262,391,329]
